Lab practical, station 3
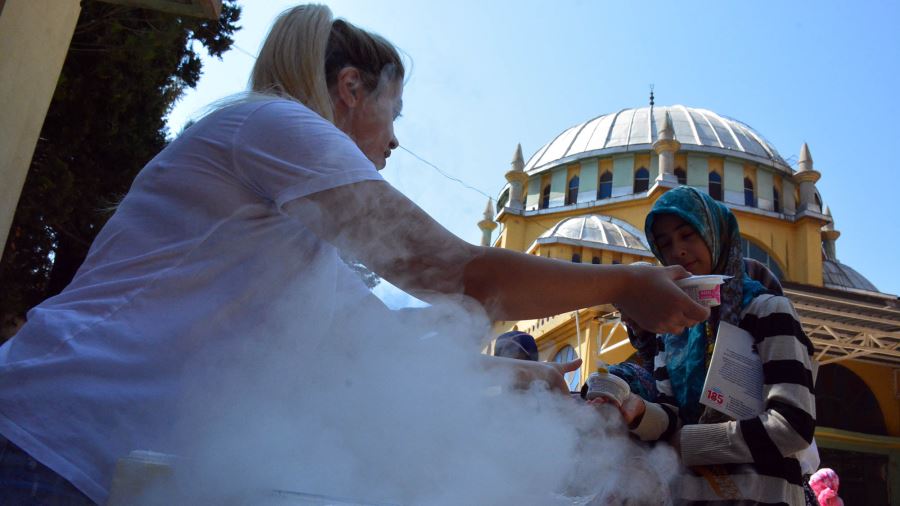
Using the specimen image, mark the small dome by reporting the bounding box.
[524,105,789,174]
[537,214,650,252]
[823,260,879,293]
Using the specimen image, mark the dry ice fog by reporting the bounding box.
[128,256,679,505]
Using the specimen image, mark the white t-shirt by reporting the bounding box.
[0,98,384,503]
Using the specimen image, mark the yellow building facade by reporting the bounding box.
[482,104,900,504]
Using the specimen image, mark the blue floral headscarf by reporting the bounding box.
[645,186,767,423]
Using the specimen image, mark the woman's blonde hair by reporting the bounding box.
[250,4,405,122]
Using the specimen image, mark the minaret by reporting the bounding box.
[794,143,822,213]
[653,110,680,185]
[821,205,840,261]
[504,143,528,211]
[478,198,497,247]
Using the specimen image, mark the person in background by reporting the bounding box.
[592,186,816,505]
[0,5,709,504]
[809,468,843,506]
[493,331,539,362]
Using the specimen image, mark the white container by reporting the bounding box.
[106,450,179,506]
[675,275,731,307]
[585,371,630,406]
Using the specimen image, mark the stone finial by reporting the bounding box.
[478,198,497,247]
[658,110,675,142]
[505,143,529,211]
[797,142,814,172]
[822,205,834,231]
[483,198,494,220]
[511,143,525,173]
[821,204,840,260]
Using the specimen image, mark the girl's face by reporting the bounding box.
[651,214,713,275]
[334,74,403,171]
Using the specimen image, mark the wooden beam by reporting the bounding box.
[799,316,900,340]
[794,303,900,327]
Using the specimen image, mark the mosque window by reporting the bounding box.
[592,256,600,264]
[633,167,649,193]
[496,189,509,213]
[816,364,887,435]
[773,187,781,213]
[540,184,551,209]
[675,167,687,185]
[708,172,722,201]
[741,237,785,279]
[597,171,613,200]
[743,177,756,207]
[553,346,581,391]
[565,175,580,205]
[571,253,581,263]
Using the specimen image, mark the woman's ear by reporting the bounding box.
[335,66,363,108]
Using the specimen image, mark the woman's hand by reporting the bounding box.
[615,264,709,334]
[480,355,581,395]
[515,359,581,394]
[588,392,647,428]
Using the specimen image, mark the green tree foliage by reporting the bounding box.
[0,1,241,333]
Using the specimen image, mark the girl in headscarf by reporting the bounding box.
[597,186,817,505]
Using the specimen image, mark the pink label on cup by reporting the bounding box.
[698,287,721,304]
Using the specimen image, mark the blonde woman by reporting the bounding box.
[0,5,707,504]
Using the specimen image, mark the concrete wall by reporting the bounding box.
[0,0,81,250]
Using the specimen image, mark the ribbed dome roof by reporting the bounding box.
[524,105,789,174]
[823,260,879,293]
[537,215,650,252]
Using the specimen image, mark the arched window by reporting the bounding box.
[633,167,649,193]
[591,256,601,264]
[817,364,887,434]
[744,177,756,207]
[553,346,581,391]
[565,175,580,205]
[708,172,722,201]
[496,189,509,213]
[773,187,781,213]
[571,253,581,263]
[597,171,612,200]
[674,167,687,185]
[741,238,785,279]
[540,184,550,209]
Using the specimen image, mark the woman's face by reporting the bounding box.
[335,74,403,170]
[651,214,713,275]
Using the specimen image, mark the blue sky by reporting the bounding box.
[168,0,900,296]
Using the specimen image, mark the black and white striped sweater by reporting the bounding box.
[630,294,816,505]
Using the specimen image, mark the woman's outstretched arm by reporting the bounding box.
[287,180,708,333]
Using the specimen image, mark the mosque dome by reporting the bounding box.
[823,260,879,293]
[532,214,651,254]
[524,105,790,174]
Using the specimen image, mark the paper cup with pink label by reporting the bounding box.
[585,371,630,406]
[675,275,731,307]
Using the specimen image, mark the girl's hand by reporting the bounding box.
[588,392,647,428]
[526,358,581,394]
[615,264,709,334]
[483,355,582,395]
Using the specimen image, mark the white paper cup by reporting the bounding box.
[585,372,630,405]
[675,275,731,307]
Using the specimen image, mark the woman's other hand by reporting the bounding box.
[588,392,646,428]
[615,264,709,334]
[517,358,581,394]
[480,355,581,395]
